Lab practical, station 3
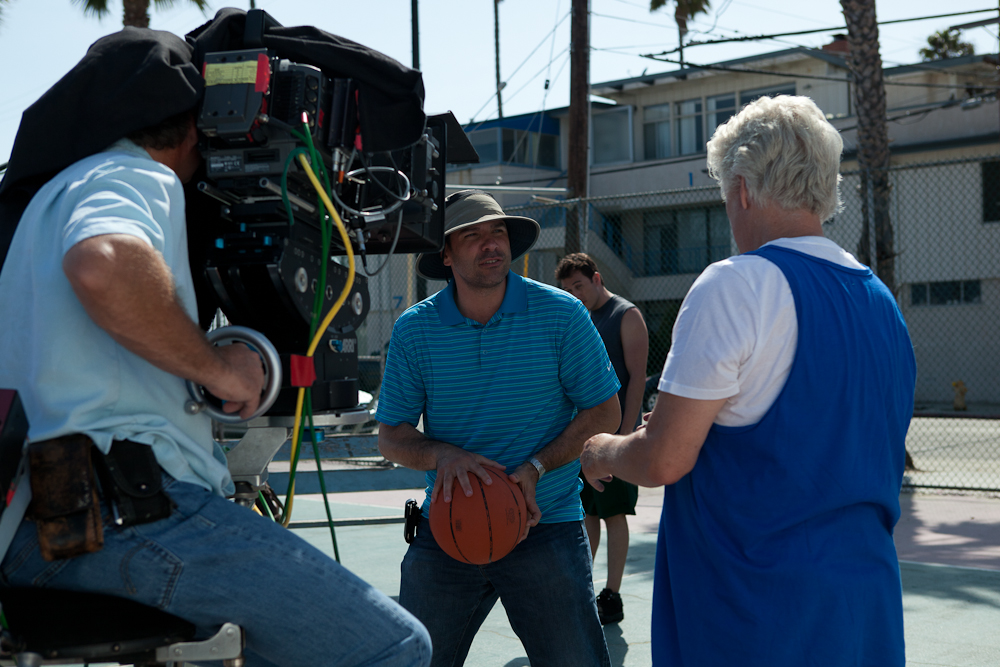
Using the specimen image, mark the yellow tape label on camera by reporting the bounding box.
[204,61,259,87]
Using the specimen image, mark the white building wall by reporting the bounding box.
[900,279,1000,406]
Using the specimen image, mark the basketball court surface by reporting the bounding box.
[39,481,1000,666]
[292,484,1000,667]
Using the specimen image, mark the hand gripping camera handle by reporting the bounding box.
[184,326,282,424]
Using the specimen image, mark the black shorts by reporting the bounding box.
[580,473,638,518]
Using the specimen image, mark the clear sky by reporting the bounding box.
[1,0,998,163]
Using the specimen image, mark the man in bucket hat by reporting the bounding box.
[378,190,622,666]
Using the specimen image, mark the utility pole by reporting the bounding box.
[411,0,420,71]
[565,0,589,255]
[412,0,428,299]
[495,0,504,118]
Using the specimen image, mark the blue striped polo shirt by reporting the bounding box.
[376,271,620,523]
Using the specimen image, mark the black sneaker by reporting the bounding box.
[596,588,624,625]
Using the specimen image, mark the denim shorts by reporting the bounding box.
[2,475,431,667]
[399,517,611,667]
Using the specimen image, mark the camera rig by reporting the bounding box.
[186,9,472,417]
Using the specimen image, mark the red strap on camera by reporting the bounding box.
[290,355,316,387]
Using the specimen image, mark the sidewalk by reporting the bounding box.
[291,485,1000,667]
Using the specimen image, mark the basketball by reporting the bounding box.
[429,465,527,565]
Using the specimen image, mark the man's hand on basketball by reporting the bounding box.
[507,463,543,542]
[581,433,617,492]
[431,447,504,504]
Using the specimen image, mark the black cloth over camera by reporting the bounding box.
[187,8,426,155]
[0,8,428,269]
[0,28,202,269]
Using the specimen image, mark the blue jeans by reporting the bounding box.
[2,476,431,667]
[399,518,610,667]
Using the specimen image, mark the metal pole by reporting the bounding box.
[867,168,877,274]
[566,0,590,255]
[412,0,428,298]
[495,0,504,118]
[411,0,420,70]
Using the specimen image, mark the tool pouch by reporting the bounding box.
[93,440,175,528]
[26,434,104,562]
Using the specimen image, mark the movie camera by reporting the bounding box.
[186,10,463,418]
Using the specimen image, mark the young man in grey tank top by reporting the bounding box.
[557,253,649,625]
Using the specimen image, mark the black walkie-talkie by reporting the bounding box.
[404,499,421,544]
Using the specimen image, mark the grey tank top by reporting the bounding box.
[590,294,641,430]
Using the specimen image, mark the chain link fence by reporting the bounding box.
[833,157,1000,492]
[359,154,1000,491]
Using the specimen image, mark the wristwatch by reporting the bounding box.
[528,456,545,480]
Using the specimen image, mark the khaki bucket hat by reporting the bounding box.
[416,190,541,281]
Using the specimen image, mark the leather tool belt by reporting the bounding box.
[26,435,175,561]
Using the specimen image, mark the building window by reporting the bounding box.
[500,129,560,168]
[536,134,559,168]
[643,103,671,160]
[643,205,730,276]
[911,280,982,306]
[982,160,1000,222]
[707,94,736,136]
[675,99,703,156]
[592,107,633,165]
[502,129,530,165]
[597,211,625,257]
[467,129,499,164]
[463,127,558,168]
[739,84,796,106]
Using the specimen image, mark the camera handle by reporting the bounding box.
[184,326,282,424]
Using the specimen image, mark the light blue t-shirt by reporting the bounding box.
[0,139,233,497]
[376,272,620,523]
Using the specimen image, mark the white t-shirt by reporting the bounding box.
[658,236,866,427]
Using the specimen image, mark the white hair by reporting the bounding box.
[706,95,844,222]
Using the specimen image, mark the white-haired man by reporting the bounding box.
[581,96,916,666]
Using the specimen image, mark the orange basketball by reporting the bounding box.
[429,465,527,565]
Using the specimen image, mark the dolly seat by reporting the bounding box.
[0,587,243,666]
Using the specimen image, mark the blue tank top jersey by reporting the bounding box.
[652,245,916,667]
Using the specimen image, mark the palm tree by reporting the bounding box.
[920,29,975,62]
[99,0,210,28]
[1,0,210,28]
[74,0,209,28]
[840,0,917,471]
[840,0,892,290]
[650,0,711,69]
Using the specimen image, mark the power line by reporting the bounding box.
[597,29,998,95]
[504,48,572,107]
[603,0,650,10]
[835,96,984,134]
[700,0,736,36]
[468,46,571,128]
[636,54,1000,91]
[590,11,675,30]
[504,11,571,89]
[467,11,571,125]
[669,15,1000,87]
[647,8,1000,57]
[528,2,569,187]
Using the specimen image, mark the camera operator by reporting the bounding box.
[0,28,430,667]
